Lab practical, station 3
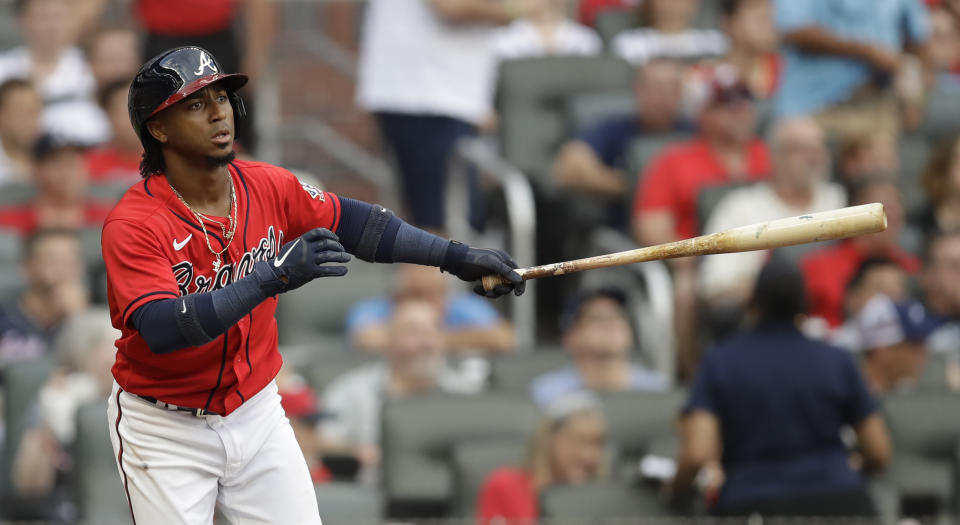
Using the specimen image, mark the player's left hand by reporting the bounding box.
[441,241,525,298]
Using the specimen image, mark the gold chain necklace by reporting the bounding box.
[169,176,238,272]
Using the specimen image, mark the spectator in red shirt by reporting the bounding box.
[83,79,143,184]
[0,79,43,185]
[477,393,608,525]
[802,177,919,328]
[632,67,769,379]
[0,133,112,236]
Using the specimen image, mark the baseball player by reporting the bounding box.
[102,46,524,525]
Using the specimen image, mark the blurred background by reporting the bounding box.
[1,0,960,523]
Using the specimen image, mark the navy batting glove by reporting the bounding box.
[252,228,350,296]
[440,241,525,298]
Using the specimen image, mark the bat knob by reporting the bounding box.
[481,274,509,292]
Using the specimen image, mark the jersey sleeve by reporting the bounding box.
[102,219,181,327]
[279,171,342,240]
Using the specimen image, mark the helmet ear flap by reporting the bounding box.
[230,91,246,120]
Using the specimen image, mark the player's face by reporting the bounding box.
[150,84,235,166]
[549,412,606,485]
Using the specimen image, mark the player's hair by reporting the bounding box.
[139,133,165,178]
[0,78,34,109]
[22,227,80,261]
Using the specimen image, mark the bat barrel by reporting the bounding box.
[480,203,887,292]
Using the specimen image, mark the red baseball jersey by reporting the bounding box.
[102,160,341,416]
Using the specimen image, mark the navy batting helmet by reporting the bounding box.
[128,46,248,144]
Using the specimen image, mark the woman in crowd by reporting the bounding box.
[477,393,608,525]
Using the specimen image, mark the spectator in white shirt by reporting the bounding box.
[612,0,728,66]
[698,117,845,331]
[318,295,485,484]
[0,79,43,185]
[494,0,602,60]
[0,0,109,146]
[357,0,545,230]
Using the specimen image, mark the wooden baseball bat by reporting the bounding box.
[482,202,887,292]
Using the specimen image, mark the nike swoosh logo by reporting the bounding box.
[181,300,187,314]
[173,234,193,251]
[274,239,301,267]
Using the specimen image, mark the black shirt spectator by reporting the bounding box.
[673,256,891,518]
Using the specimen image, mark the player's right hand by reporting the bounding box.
[252,228,350,296]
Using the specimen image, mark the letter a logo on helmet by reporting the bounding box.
[127,46,248,143]
[193,51,218,76]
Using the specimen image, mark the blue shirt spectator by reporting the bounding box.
[531,364,667,409]
[774,0,930,117]
[346,293,501,335]
[346,264,514,354]
[578,115,644,172]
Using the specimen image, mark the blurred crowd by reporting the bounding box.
[1,0,960,523]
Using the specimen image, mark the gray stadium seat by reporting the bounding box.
[380,392,536,514]
[595,9,636,48]
[0,181,36,207]
[624,131,692,191]
[74,401,129,525]
[599,389,687,462]
[314,482,384,525]
[883,391,960,507]
[0,356,56,503]
[489,350,569,391]
[898,133,931,215]
[565,91,635,134]
[451,439,527,517]
[497,56,635,188]
[540,481,670,520]
[920,89,960,140]
[303,352,377,393]
[274,262,394,345]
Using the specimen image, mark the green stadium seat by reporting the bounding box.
[314,482,384,525]
[540,481,670,520]
[74,401,129,525]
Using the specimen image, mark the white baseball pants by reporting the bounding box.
[106,380,322,525]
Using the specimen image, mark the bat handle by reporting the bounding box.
[481,274,510,292]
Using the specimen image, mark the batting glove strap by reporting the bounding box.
[440,240,470,276]
[251,260,287,297]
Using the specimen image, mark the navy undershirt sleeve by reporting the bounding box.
[335,197,447,266]
[132,270,269,354]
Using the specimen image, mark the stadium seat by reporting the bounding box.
[74,401,129,525]
[916,353,952,392]
[898,133,931,215]
[0,356,56,505]
[598,389,687,462]
[595,9,637,48]
[540,481,670,520]
[564,91,635,134]
[920,89,960,140]
[314,482,384,525]
[303,352,377,393]
[0,181,36,207]
[380,392,536,517]
[624,131,693,191]
[274,262,395,345]
[883,391,960,508]
[450,439,527,517]
[489,350,569,392]
[89,182,131,204]
[496,55,635,188]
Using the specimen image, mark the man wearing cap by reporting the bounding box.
[631,66,770,379]
[856,294,939,394]
[530,287,668,409]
